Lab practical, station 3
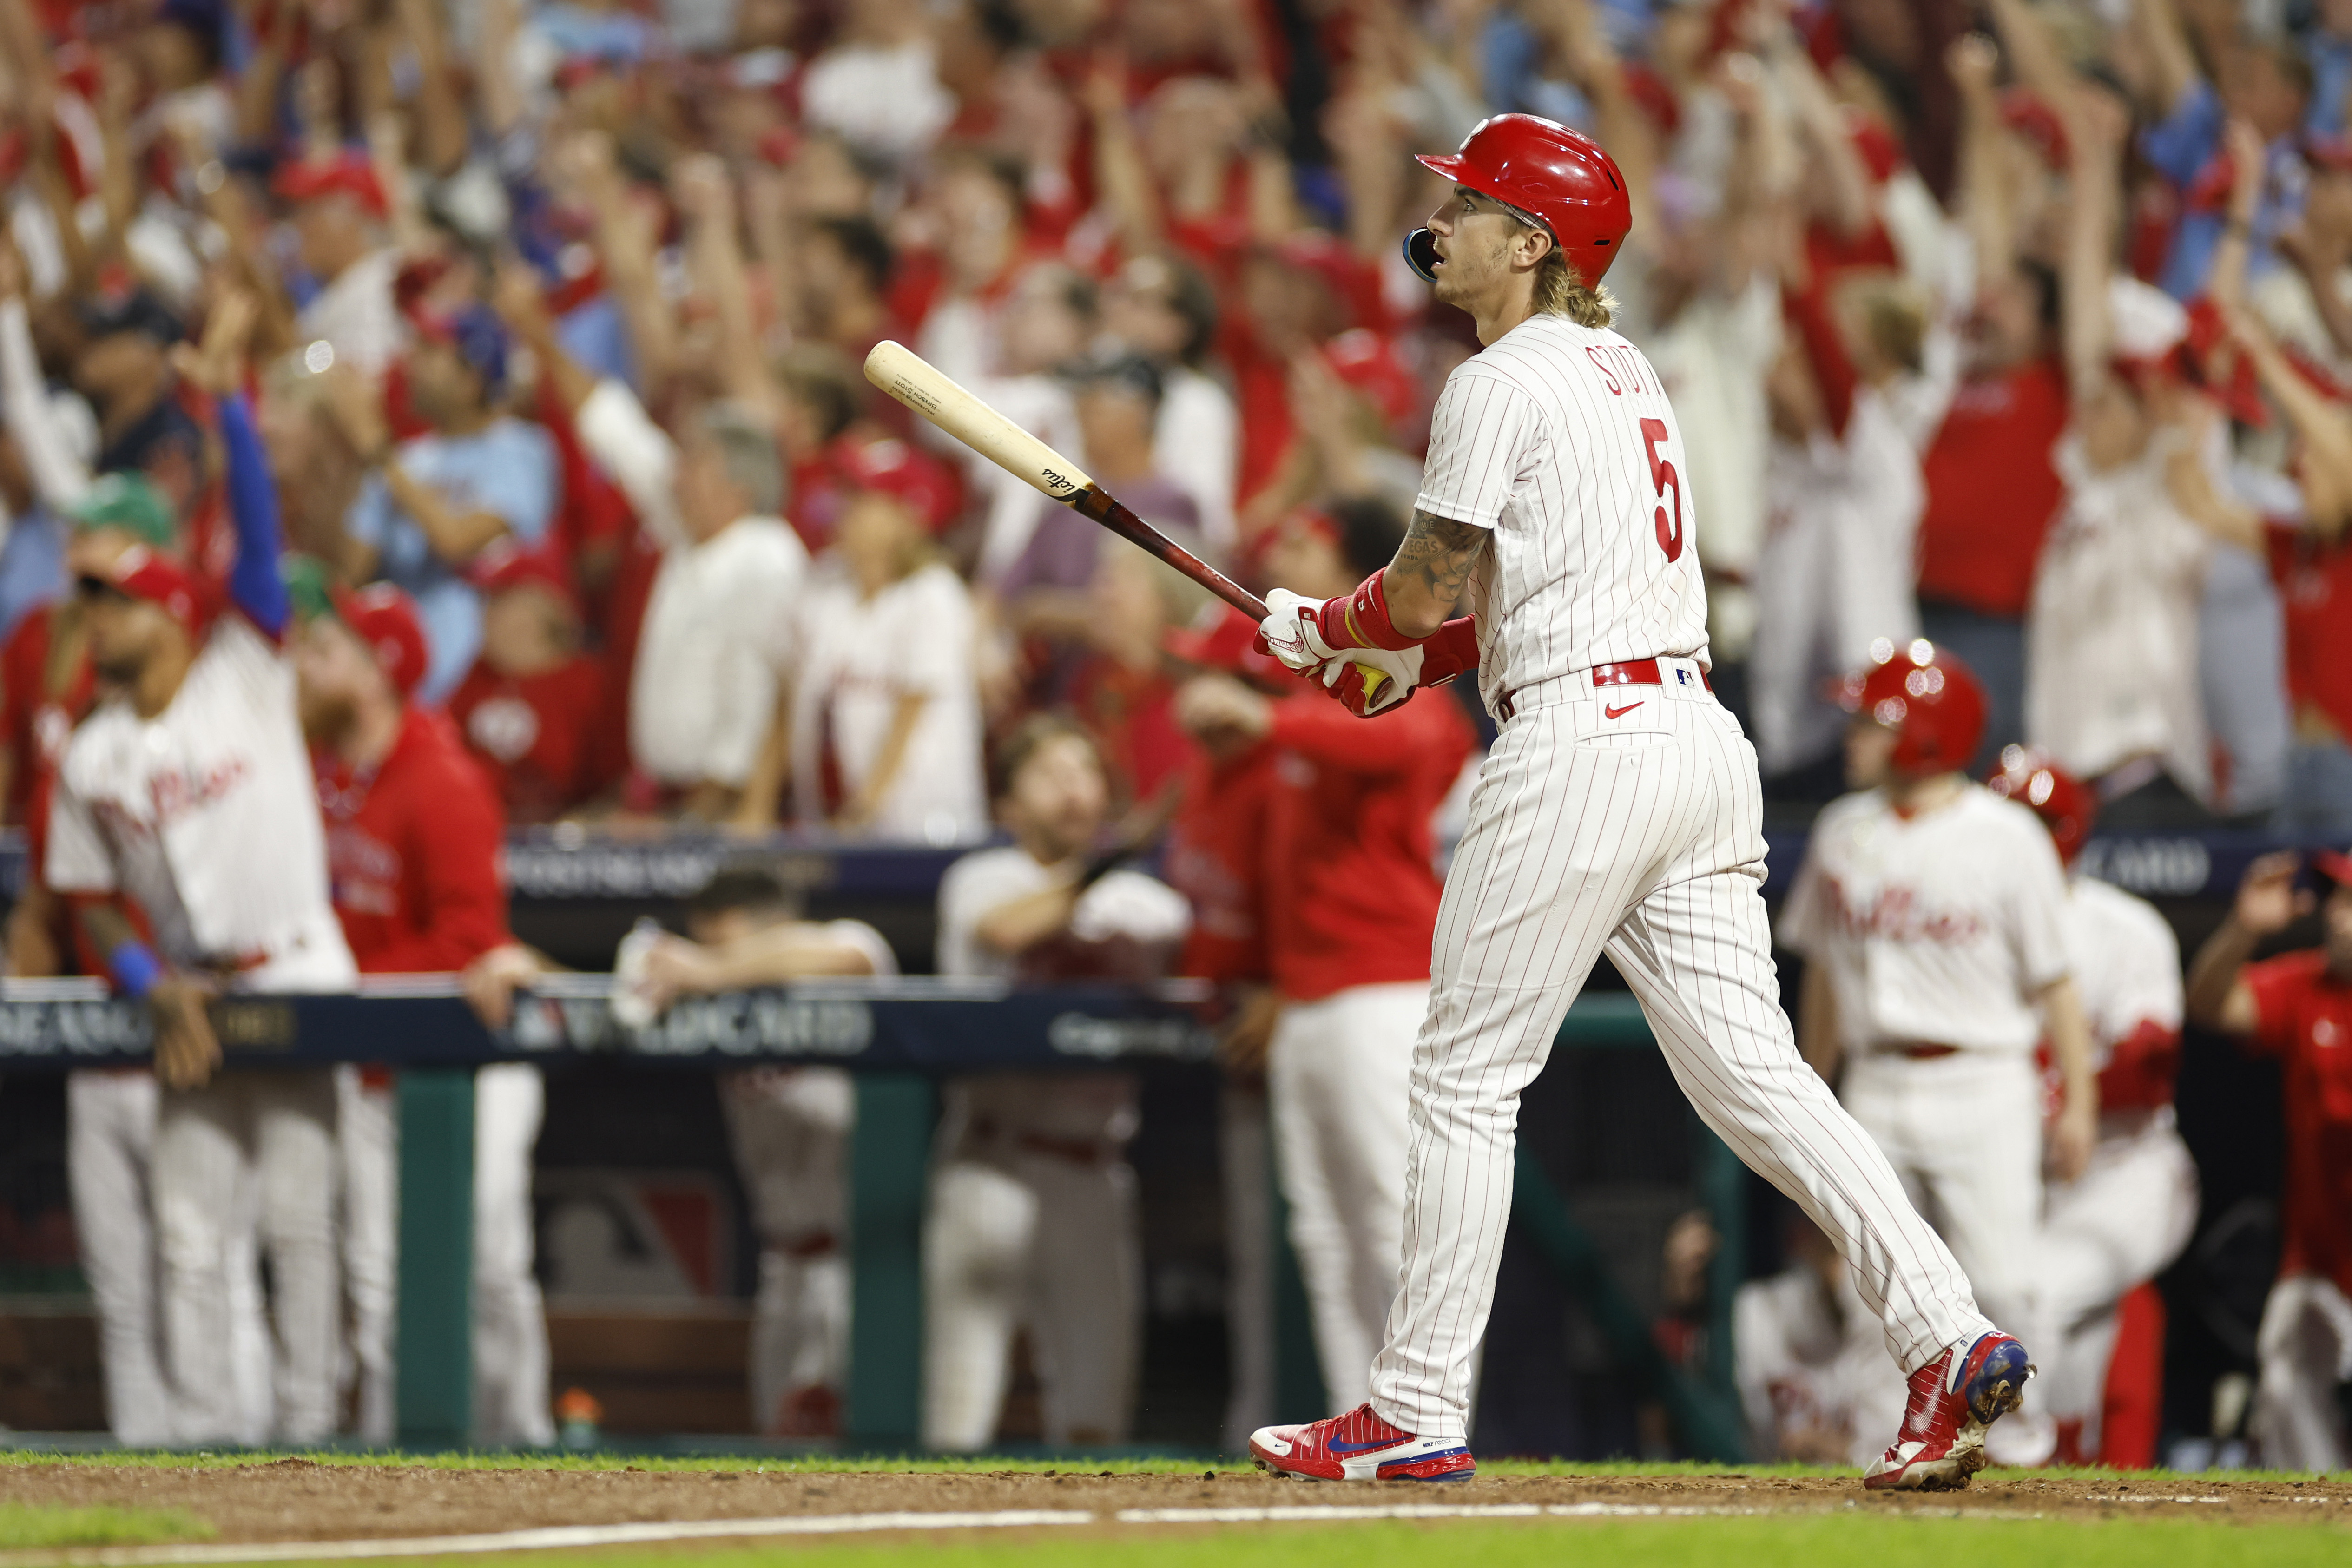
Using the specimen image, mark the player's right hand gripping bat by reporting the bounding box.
[861,340,1390,702]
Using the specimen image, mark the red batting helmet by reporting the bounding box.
[1837,638,1987,777]
[1403,114,1634,287]
[1984,746,2097,866]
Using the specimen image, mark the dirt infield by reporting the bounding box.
[1,1461,2348,1544]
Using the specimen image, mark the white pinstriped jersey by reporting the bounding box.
[1778,785,2072,1057]
[45,618,357,991]
[1415,313,1710,713]
[2064,876,2182,1069]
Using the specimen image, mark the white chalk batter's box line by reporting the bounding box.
[0,1499,2132,1567]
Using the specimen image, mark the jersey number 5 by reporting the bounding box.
[1640,418,1684,563]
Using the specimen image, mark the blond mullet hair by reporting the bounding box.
[1492,194,1614,329]
[1532,246,1615,329]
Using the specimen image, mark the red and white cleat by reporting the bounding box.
[1864,1331,2034,1492]
[1248,1403,1477,1482]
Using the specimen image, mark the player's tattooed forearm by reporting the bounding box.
[1396,508,1487,606]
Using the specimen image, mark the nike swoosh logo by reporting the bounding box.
[1326,1439,1397,1454]
[1604,701,1644,719]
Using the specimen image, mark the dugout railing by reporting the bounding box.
[0,979,1750,1458]
[0,818,2312,1457]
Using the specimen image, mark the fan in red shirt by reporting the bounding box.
[293,574,507,971]
[1162,604,1288,994]
[446,546,619,824]
[1173,498,1476,1415]
[2187,850,2352,1472]
[1160,601,1290,1441]
[287,567,554,1449]
[1914,245,2068,767]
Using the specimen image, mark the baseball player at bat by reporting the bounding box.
[1243,114,2031,1491]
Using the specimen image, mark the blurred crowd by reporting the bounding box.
[6,0,2352,1467]
[13,0,2352,841]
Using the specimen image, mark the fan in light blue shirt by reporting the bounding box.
[343,307,557,701]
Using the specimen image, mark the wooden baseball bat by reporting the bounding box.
[864,339,1268,616]
[863,340,1388,696]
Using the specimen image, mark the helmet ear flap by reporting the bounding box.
[1403,228,1442,283]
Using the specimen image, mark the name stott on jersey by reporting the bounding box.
[46,619,357,990]
[1417,315,1709,712]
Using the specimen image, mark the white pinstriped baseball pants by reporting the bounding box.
[1367,661,1995,1438]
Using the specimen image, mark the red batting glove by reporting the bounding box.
[1321,617,1479,718]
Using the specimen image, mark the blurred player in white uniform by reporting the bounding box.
[1782,646,2101,1466]
[656,870,894,1436]
[926,715,1189,1450]
[1985,749,2197,1466]
[45,340,358,1444]
[1246,115,2033,1491]
[468,866,896,1437]
[18,481,268,1445]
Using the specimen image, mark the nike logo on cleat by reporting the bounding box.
[1325,1439,1396,1453]
[1604,701,1644,719]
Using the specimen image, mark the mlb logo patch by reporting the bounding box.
[1675,668,1693,686]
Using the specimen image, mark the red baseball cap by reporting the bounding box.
[2172,298,2269,428]
[1162,604,1289,687]
[86,545,212,634]
[1240,506,1338,580]
[272,152,389,219]
[2000,90,2070,171]
[470,541,581,616]
[332,583,429,698]
[836,437,960,534]
[1322,329,1418,428]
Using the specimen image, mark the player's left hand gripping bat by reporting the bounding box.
[862,340,1389,700]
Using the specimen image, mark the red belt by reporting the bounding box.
[1497,659,1711,722]
[1885,1043,1961,1060]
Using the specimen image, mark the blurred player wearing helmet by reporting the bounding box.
[1984,749,2197,1468]
[1781,642,2100,1467]
[2185,848,2352,1471]
[290,565,553,1448]
[1250,116,2035,1492]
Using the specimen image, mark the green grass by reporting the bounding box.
[171,1514,2352,1568]
[1,1449,2346,1482]
[0,1501,213,1548]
